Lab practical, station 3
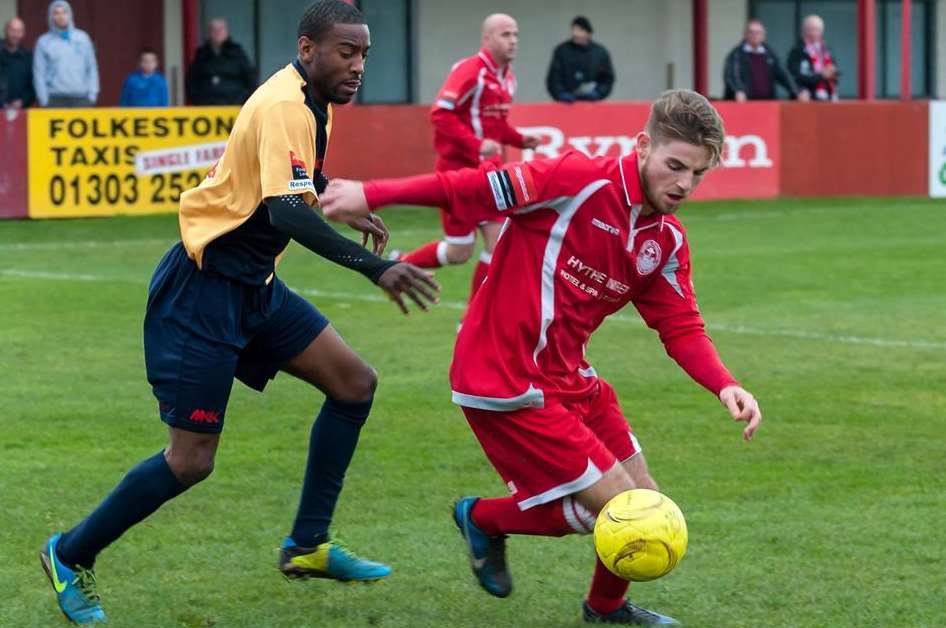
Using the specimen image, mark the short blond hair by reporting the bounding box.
[645,89,726,166]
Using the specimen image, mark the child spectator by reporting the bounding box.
[120,48,169,107]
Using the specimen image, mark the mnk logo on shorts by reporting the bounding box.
[190,409,221,424]
[636,240,662,275]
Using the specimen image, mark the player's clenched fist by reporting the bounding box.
[376,263,440,315]
[321,179,370,222]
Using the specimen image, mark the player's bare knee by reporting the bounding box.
[333,364,377,403]
[445,243,474,264]
[623,454,657,491]
[576,463,634,513]
[165,448,215,486]
[635,472,658,491]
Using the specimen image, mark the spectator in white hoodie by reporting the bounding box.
[33,0,99,107]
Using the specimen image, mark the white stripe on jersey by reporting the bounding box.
[470,67,487,140]
[661,223,686,298]
[533,180,611,365]
[435,98,455,110]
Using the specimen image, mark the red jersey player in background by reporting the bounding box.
[321,90,762,625]
[394,13,539,310]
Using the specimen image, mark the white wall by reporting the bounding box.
[163,0,185,106]
[709,0,748,99]
[0,0,17,29]
[414,0,695,103]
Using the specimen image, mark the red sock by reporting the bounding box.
[471,496,575,537]
[587,557,630,615]
[468,256,490,302]
[401,240,446,268]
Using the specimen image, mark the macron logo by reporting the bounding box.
[592,218,620,236]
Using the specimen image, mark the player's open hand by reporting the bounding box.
[718,385,762,441]
[351,213,389,255]
[377,263,440,315]
[321,179,371,222]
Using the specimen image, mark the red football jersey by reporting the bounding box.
[430,48,525,167]
[435,151,737,410]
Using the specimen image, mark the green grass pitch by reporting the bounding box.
[1,197,944,627]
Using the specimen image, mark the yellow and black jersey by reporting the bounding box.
[178,59,332,284]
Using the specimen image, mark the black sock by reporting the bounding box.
[290,396,372,547]
[57,451,187,568]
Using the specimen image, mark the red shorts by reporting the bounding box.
[436,156,504,244]
[461,380,641,510]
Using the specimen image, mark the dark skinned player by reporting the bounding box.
[39,2,438,623]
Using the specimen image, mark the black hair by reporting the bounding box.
[571,15,593,34]
[298,0,365,41]
[139,47,158,59]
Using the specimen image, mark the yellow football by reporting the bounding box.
[593,489,688,582]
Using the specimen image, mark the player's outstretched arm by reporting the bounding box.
[320,175,450,223]
[322,155,578,226]
[266,194,439,314]
[719,385,762,441]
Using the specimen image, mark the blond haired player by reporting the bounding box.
[321,90,762,625]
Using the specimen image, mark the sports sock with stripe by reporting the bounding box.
[401,240,447,268]
[470,496,574,537]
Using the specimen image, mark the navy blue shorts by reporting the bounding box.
[144,243,329,434]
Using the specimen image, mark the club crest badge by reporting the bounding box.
[636,240,662,275]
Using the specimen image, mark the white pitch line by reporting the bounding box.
[0,269,111,282]
[0,238,171,252]
[2,268,944,351]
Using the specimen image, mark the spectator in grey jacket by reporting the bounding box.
[33,0,99,107]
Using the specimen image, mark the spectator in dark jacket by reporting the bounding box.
[120,48,169,107]
[186,18,255,105]
[787,14,839,102]
[723,19,802,101]
[1,17,35,109]
[546,16,614,103]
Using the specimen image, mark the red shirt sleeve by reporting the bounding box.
[498,119,525,148]
[363,151,592,222]
[431,61,482,157]
[632,233,739,395]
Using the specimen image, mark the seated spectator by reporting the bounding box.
[788,14,839,102]
[546,16,614,103]
[186,18,255,105]
[33,0,99,107]
[723,19,801,101]
[120,48,169,107]
[1,17,35,110]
